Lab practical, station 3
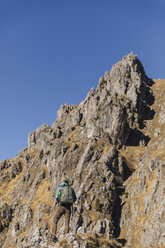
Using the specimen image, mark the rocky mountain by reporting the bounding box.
[0,54,165,248]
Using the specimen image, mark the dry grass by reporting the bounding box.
[120,146,144,170]
[18,231,28,240]
[58,237,68,247]
[86,232,99,247]
[82,233,122,248]
[98,237,121,248]
[30,179,51,210]
[0,165,25,204]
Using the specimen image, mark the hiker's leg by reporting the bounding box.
[52,206,65,235]
[64,206,71,234]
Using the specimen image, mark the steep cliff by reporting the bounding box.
[0,54,164,248]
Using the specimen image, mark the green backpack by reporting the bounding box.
[59,185,75,205]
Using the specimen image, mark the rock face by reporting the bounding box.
[0,54,164,248]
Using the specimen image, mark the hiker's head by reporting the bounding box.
[62,177,69,184]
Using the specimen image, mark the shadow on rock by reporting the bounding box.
[126,128,150,146]
[117,238,127,247]
[137,79,155,129]
[139,106,155,129]
[111,160,132,239]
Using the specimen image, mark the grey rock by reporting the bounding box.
[0,54,164,248]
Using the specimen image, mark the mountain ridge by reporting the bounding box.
[0,54,165,248]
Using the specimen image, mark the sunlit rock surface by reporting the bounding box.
[0,54,164,248]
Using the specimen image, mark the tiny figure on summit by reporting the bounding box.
[52,177,77,236]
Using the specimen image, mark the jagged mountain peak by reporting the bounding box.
[0,55,165,248]
[49,54,153,148]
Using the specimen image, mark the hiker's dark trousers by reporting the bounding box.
[52,204,71,235]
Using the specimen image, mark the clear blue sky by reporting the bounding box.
[0,0,165,161]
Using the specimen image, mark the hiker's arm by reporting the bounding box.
[55,185,61,202]
[73,189,77,202]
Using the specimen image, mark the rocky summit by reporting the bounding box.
[0,54,165,248]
